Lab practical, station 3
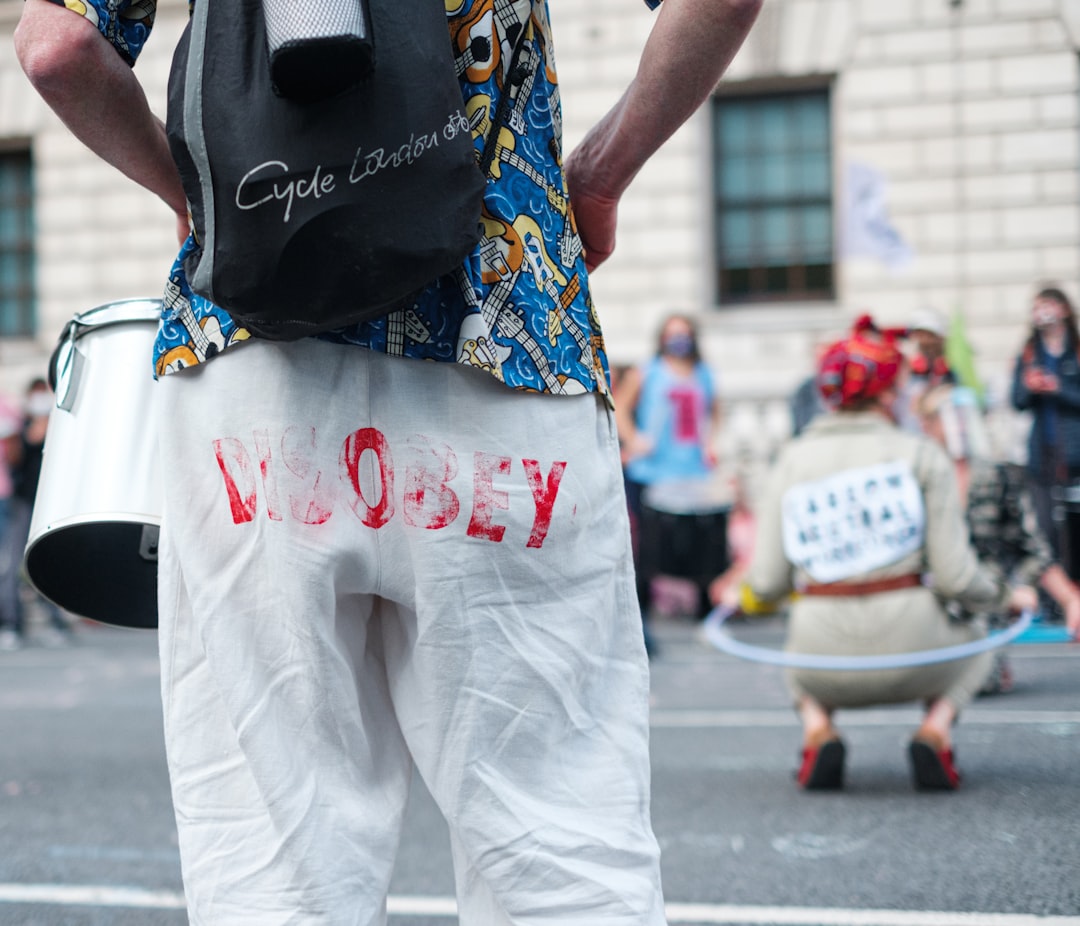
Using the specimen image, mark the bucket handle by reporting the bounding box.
[47,302,161,412]
[48,318,85,412]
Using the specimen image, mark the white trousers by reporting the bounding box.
[156,340,665,925]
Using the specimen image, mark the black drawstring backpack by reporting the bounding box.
[166,0,487,340]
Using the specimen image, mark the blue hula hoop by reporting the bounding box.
[701,605,1036,671]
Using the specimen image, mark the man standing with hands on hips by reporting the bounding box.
[15,0,761,922]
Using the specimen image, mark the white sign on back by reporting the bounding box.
[781,459,925,584]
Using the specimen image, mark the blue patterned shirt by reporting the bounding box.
[52,0,663,398]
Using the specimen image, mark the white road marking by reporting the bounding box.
[662,905,1080,925]
[386,895,458,916]
[0,886,1077,924]
[48,844,179,863]
[650,708,1080,728]
[771,833,871,860]
[0,691,83,710]
[0,884,185,909]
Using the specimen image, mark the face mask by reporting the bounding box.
[661,333,694,358]
[26,392,53,417]
[1033,302,1062,329]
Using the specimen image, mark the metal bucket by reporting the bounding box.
[24,299,162,629]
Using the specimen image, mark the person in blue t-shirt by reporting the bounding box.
[619,313,720,488]
[616,313,722,627]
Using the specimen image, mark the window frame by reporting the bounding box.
[711,76,836,307]
[0,142,36,340]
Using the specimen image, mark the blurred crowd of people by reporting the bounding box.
[5,285,1077,790]
[618,285,1080,791]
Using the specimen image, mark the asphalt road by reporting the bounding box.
[0,609,1077,926]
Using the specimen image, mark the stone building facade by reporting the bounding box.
[0,0,1077,467]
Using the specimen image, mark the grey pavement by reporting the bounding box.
[645,613,1080,922]
[0,607,1077,925]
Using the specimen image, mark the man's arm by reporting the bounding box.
[14,0,189,243]
[564,0,762,271]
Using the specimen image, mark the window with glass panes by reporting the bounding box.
[0,150,35,338]
[712,87,833,304]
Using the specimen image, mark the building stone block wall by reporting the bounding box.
[840,1,1079,387]
[554,0,1079,468]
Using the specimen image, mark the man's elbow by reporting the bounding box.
[15,3,104,98]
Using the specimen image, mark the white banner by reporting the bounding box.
[841,161,913,271]
[781,459,925,584]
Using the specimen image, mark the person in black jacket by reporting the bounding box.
[1011,285,1080,565]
